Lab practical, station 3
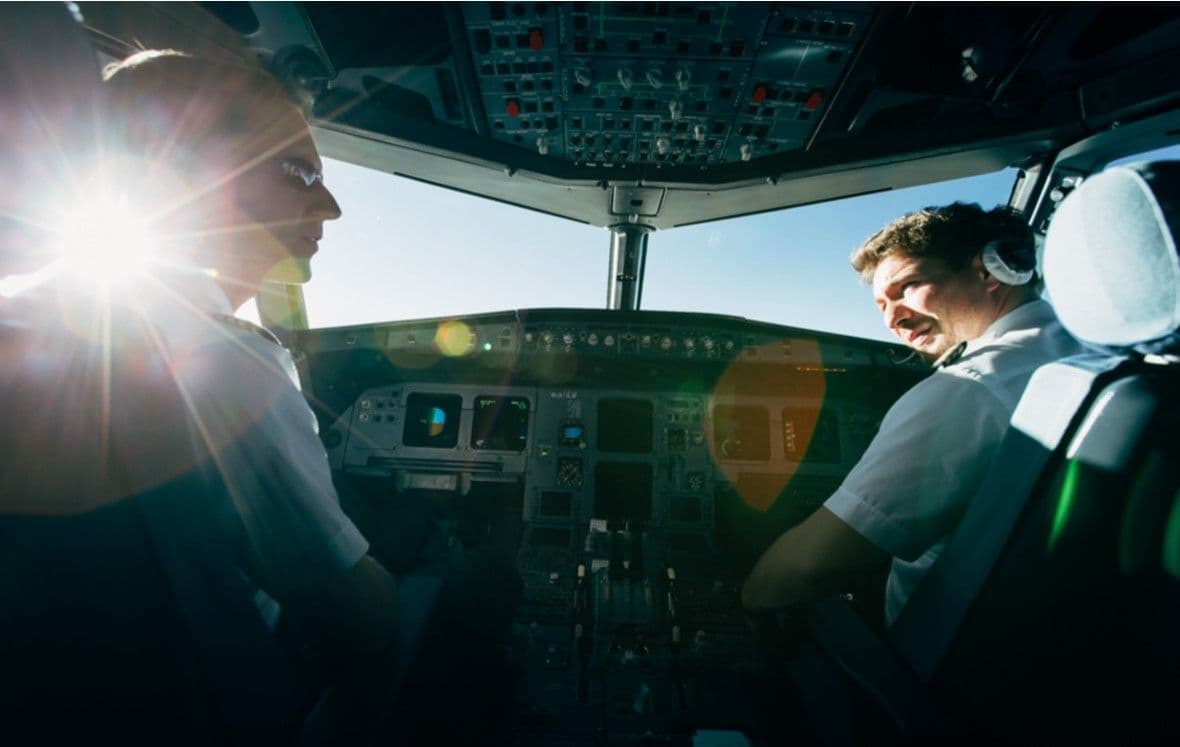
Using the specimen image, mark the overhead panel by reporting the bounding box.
[462,2,871,170]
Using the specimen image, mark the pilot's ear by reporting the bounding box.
[971,252,1002,291]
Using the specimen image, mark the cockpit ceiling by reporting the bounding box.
[88,2,1180,227]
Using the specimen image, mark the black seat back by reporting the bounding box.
[933,366,1180,742]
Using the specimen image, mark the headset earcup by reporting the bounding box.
[981,240,1035,285]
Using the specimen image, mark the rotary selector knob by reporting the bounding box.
[702,336,715,351]
[542,331,554,345]
[660,336,674,351]
[683,337,696,351]
[587,333,599,346]
[562,332,575,346]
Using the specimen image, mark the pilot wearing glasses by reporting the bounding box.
[95,48,411,650]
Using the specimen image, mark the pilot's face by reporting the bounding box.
[208,102,342,299]
[871,251,995,359]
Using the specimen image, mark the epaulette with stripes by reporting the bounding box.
[933,340,968,369]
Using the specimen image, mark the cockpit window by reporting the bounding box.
[301,158,606,328]
[303,157,1017,340]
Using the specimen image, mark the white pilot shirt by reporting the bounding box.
[823,299,1082,626]
[144,270,369,604]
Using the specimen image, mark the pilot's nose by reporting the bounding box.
[310,181,342,221]
[883,299,916,332]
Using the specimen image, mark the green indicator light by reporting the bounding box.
[1164,484,1180,579]
[483,342,493,351]
[1049,459,1081,551]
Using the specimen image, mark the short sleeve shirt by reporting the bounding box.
[823,300,1082,626]
[143,272,368,599]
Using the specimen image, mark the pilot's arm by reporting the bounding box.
[741,507,886,611]
[742,369,1011,613]
[178,313,402,656]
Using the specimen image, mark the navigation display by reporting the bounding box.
[471,395,530,451]
[597,398,653,453]
[403,393,462,448]
[712,404,771,461]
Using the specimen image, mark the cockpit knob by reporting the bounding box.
[542,331,554,345]
[740,142,753,162]
[675,68,691,91]
[536,137,549,155]
[575,68,592,87]
[617,67,634,90]
[646,69,664,89]
[702,336,714,350]
[656,137,671,156]
[683,337,696,351]
[693,124,706,142]
[668,99,683,120]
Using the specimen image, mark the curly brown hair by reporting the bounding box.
[851,202,1036,284]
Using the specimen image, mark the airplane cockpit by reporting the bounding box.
[5,3,1180,744]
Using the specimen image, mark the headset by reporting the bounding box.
[981,231,1038,286]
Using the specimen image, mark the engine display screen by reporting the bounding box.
[712,404,770,461]
[471,395,529,451]
[403,393,462,448]
[596,398,653,453]
[594,461,652,524]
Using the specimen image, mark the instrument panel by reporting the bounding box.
[301,309,922,743]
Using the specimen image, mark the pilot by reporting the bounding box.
[98,49,520,738]
[741,202,1083,627]
[97,46,405,641]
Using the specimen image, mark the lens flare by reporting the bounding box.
[436,320,475,357]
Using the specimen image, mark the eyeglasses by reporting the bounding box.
[280,158,324,188]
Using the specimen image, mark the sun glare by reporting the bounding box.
[53,189,157,287]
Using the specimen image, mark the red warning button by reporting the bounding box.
[529,28,544,50]
[506,99,521,118]
[805,90,823,111]
[751,84,768,104]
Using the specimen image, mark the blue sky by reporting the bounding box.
[302,160,1016,343]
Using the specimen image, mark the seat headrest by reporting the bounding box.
[1043,161,1180,353]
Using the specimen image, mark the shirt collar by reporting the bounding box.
[973,298,1055,346]
[933,299,1056,369]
